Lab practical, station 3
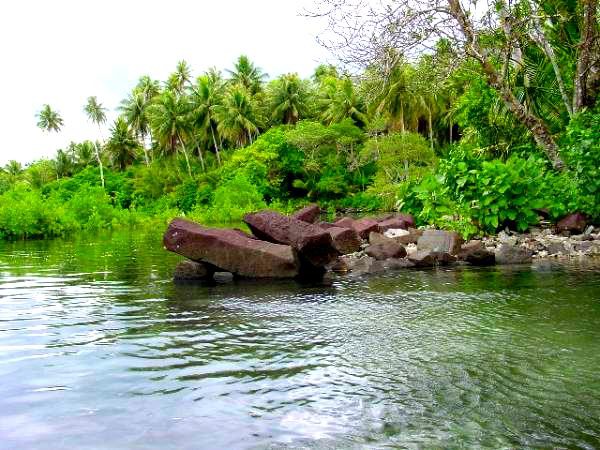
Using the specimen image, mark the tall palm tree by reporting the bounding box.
[119,92,151,164]
[190,72,225,165]
[227,55,266,95]
[54,149,74,179]
[36,104,64,132]
[72,141,96,169]
[148,90,193,175]
[168,60,192,95]
[105,118,139,170]
[269,73,310,125]
[371,62,416,133]
[136,75,161,101]
[84,96,107,188]
[215,86,259,148]
[4,160,22,176]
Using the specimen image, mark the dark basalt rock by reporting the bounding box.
[417,230,463,255]
[352,218,381,239]
[164,218,300,278]
[291,204,321,224]
[327,226,362,255]
[408,250,456,267]
[458,240,495,266]
[556,213,587,234]
[365,242,407,260]
[494,244,533,265]
[244,210,339,267]
[173,260,215,281]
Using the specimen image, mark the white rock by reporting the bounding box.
[384,228,410,238]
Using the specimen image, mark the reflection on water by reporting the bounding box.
[1,230,600,449]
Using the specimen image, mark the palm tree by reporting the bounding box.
[168,60,192,95]
[148,90,193,175]
[84,96,107,188]
[119,92,151,164]
[4,160,22,176]
[54,149,74,179]
[136,75,161,101]
[371,62,415,133]
[36,104,64,132]
[227,55,267,95]
[215,86,259,148]
[105,118,139,170]
[269,73,310,125]
[320,77,368,127]
[190,72,225,165]
[72,141,96,169]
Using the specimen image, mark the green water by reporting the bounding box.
[1,230,600,449]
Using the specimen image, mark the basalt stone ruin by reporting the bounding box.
[164,208,599,281]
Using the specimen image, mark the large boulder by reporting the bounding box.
[328,226,362,255]
[291,204,321,224]
[383,227,422,245]
[556,213,587,234]
[378,217,409,232]
[458,240,496,266]
[244,211,339,267]
[408,250,456,267]
[494,244,533,265]
[417,230,463,255]
[164,218,300,278]
[365,242,407,260]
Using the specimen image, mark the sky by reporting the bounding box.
[0,0,330,165]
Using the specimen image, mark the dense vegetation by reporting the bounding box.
[2,1,599,240]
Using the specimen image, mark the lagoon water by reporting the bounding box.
[1,230,600,449]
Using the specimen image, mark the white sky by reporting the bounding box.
[0,0,329,165]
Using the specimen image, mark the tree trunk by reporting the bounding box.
[399,102,405,133]
[447,0,565,170]
[573,0,600,113]
[427,106,434,151]
[210,123,221,166]
[140,131,150,166]
[95,125,105,188]
[449,121,453,144]
[177,132,192,176]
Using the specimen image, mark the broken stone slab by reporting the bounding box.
[173,260,215,281]
[164,218,300,278]
[244,210,339,267]
[494,244,533,265]
[458,241,496,266]
[365,242,407,260]
[417,230,464,255]
[408,250,457,267]
[333,217,381,239]
[556,212,587,234]
[291,204,321,223]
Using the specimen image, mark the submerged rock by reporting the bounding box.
[164,218,300,278]
[244,210,339,267]
[173,260,215,281]
[417,230,463,255]
[291,204,321,224]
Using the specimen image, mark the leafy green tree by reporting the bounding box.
[105,118,139,170]
[320,77,368,127]
[167,60,192,95]
[4,160,23,176]
[148,90,193,175]
[54,149,74,179]
[268,74,311,125]
[83,96,107,188]
[36,104,64,132]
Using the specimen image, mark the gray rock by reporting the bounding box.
[495,244,533,265]
[417,230,463,255]
[408,250,456,267]
[458,240,496,266]
[365,242,407,260]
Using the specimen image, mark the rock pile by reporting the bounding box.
[164,208,600,281]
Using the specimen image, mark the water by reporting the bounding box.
[1,230,600,449]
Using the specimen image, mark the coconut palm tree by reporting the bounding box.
[269,73,311,125]
[36,104,64,132]
[54,149,74,179]
[84,96,107,188]
[147,90,193,175]
[119,92,151,164]
[215,86,259,148]
[4,160,22,176]
[136,75,161,101]
[167,60,192,95]
[320,77,368,127]
[105,118,139,170]
[227,55,266,95]
[190,72,225,165]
